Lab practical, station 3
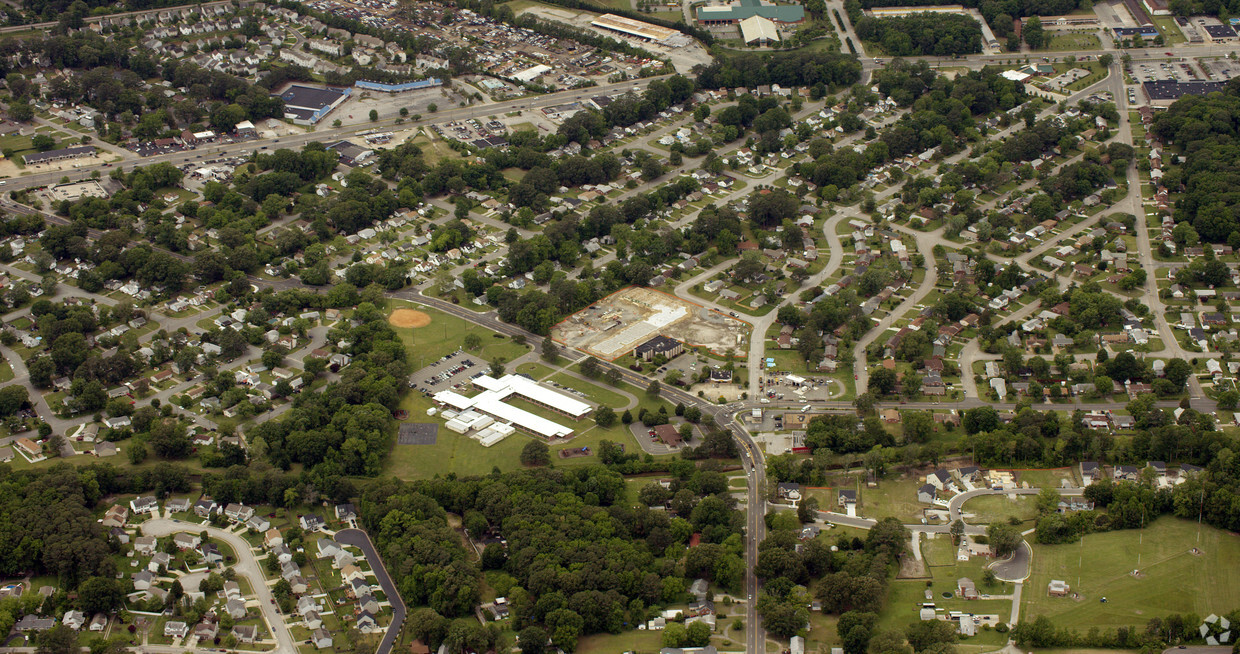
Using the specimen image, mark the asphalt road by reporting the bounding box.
[141,518,297,654]
[991,540,1033,582]
[335,528,406,654]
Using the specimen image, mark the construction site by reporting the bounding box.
[553,287,751,360]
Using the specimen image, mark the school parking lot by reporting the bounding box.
[407,351,485,395]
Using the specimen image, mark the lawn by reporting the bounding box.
[549,373,633,409]
[576,630,667,654]
[1022,517,1240,630]
[958,494,1040,527]
[859,474,929,523]
[389,301,529,370]
[922,535,1014,597]
[879,576,1013,636]
[514,361,556,380]
[1012,467,1077,488]
[0,359,12,383]
[1042,33,1101,51]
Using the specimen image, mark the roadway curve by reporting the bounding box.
[141,518,296,654]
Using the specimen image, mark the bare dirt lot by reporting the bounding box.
[389,309,432,328]
[553,287,750,360]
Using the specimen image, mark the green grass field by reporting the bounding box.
[1022,517,1240,629]
[1042,33,1101,51]
[549,373,633,409]
[514,361,556,379]
[390,301,529,370]
[959,494,1039,526]
[860,475,928,523]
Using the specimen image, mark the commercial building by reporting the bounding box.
[696,0,805,25]
[1142,80,1226,105]
[512,64,552,83]
[867,4,966,16]
[1038,14,1099,27]
[274,84,351,125]
[354,78,442,93]
[1203,23,1237,41]
[327,140,373,166]
[1113,26,1159,38]
[634,335,684,361]
[23,145,94,166]
[590,13,693,46]
[739,15,781,44]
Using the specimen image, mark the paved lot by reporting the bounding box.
[407,350,484,394]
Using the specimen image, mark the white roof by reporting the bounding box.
[476,374,593,418]
[435,374,590,439]
[739,15,780,43]
[513,64,551,83]
[433,390,473,411]
[472,392,574,438]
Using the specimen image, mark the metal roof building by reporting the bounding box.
[739,15,780,44]
[696,0,805,24]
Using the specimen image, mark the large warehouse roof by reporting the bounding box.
[1142,80,1225,100]
[740,15,780,43]
[696,0,804,23]
[591,13,681,41]
[278,84,348,111]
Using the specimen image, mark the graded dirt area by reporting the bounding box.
[553,286,750,360]
[389,309,432,328]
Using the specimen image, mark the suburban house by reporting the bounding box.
[164,621,189,639]
[927,469,952,491]
[1080,462,1101,485]
[129,496,158,514]
[838,489,857,516]
[776,483,802,502]
[300,514,325,532]
[102,505,129,528]
[957,577,978,600]
[264,528,283,549]
[224,503,254,523]
[918,484,936,504]
[1048,580,1070,597]
[231,625,258,643]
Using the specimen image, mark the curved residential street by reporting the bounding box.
[140,519,297,654]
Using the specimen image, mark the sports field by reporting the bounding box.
[1022,517,1240,629]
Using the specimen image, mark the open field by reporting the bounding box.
[1043,33,1101,51]
[389,301,529,368]
[860,475,929,523]
[959,494,1040,526]
[1022,517,1240,630]
[1012,467,1078,488]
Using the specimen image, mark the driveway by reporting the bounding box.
[335,528,406,654]
[141,518,296,654]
